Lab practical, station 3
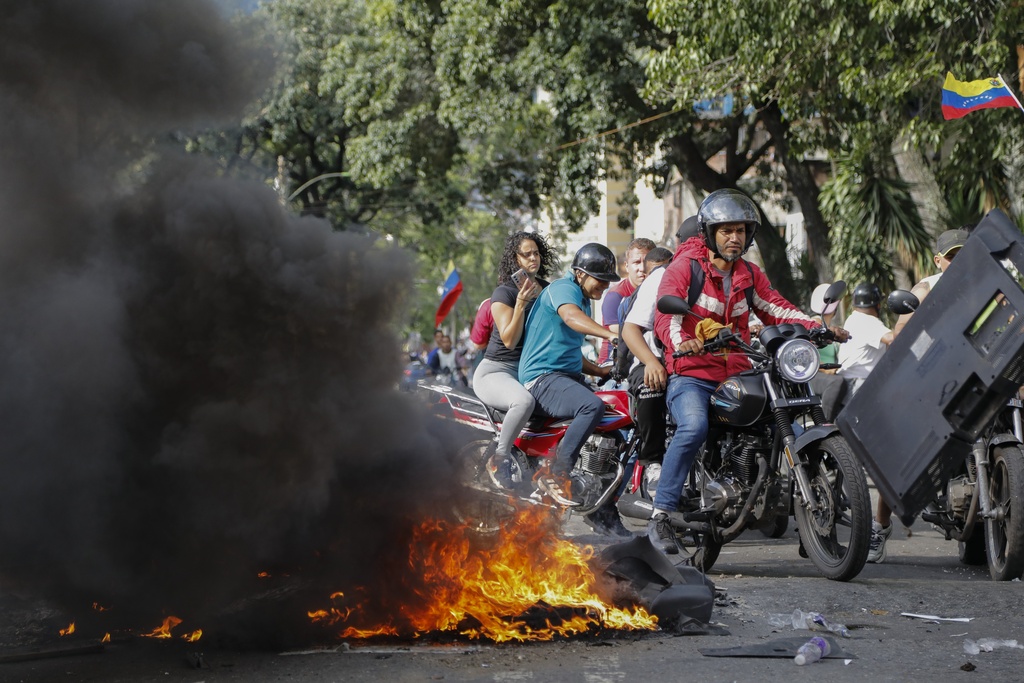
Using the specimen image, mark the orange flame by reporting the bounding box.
[59,622,75,637]
[143,616,183,639]
[182,629,202,642]
[311,506,657,642]
[102,633,111,643]
[92,602,110,612]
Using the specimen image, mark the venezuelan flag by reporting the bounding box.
[434,261,463,327]
[941,73,1017,120]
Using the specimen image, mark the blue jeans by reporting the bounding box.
[527,372,605,477]
[654,376,717,513]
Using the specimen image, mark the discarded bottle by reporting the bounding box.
[809,611,852,638]
[769,609,851,637]
[794,635,831,665]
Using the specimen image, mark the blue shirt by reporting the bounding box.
[519,273,589,385]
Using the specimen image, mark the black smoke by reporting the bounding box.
[0,0,464,642]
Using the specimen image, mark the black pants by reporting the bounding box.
[628,362,667,465]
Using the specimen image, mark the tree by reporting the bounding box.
[646,0,1024,291]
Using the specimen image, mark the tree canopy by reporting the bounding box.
[194,0,1024,330]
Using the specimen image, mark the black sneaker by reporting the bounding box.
[584,504,633,538]
[647,512,679,554]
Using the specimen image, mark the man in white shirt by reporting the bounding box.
[837,282,893,394]
[620,247,674,489]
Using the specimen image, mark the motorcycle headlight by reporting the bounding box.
[776,338,820,384]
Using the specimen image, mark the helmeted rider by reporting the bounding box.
[518,243,623,525]
[648,188,849,554]
[837,282,893,395]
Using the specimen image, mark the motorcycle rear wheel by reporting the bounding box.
[793,435,871,581]
[451,439,520,544]
[758,513,790,538]
[984,443,1024,580]
[675,526,722,572]
[958,528,986,566]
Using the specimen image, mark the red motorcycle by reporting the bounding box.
[423,382,635,534]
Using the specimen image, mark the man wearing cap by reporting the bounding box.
[867,226,971,563]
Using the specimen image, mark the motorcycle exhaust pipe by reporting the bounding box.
[617,491,656,520]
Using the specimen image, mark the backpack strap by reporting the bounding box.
[742,259,755,312]
[688,257,756,313]
[686,258,704,308]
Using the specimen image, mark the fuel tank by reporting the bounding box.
[709,373,767,427]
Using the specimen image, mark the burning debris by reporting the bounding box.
[307,506,658,643]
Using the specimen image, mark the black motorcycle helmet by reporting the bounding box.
[696,189,760,258]
[852,282,881,309]
[571,243,621,282]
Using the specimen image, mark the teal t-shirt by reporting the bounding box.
[519,273,589,385]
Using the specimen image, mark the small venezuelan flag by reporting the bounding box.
[434,261,463,328]
[941,72,1018,120]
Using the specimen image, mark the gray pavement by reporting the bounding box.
[2,487,1022,682]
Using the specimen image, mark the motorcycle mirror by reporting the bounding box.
[657,295,693,316]
[810,282,842,316]
[887,289,920,315]
[822,280,846,307]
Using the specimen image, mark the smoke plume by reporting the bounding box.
[0,0,464,643]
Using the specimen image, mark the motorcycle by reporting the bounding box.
[888,289,1024,580]
[617,286,872,581]
[423,379,635,536]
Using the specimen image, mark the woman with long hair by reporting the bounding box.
[472,231,558,479]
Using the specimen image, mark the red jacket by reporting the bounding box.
[655,237,820,382]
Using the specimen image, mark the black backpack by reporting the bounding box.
[615,257,756,377]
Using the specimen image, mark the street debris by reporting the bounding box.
[901,612,973,623]
[963,638,1024,655]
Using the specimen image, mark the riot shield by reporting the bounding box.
[837,209,1024,525]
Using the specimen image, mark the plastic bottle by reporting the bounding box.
[794,635,831,665]
[809,611,852,638]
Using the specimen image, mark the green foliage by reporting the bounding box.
[820,150,931,289]
[647,0,1024,285]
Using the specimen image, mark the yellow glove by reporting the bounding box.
[694,318,731,343]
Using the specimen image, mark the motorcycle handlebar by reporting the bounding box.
[671,329,740,358]
[809,325,837,346]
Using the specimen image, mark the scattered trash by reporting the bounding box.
[963,638,1024,655]
[767,609,851,637]
[700,635,854,660]
[901,612,973,623]
[795,635,831,665]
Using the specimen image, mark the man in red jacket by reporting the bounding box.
[648,189,848,554]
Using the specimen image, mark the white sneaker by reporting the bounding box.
[867,521,892,563]
[644,463,662,497]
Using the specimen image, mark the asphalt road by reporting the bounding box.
[2,487,1022,683]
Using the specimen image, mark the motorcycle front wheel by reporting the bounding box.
[793,435,871,581]
[984,442,1024,580]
